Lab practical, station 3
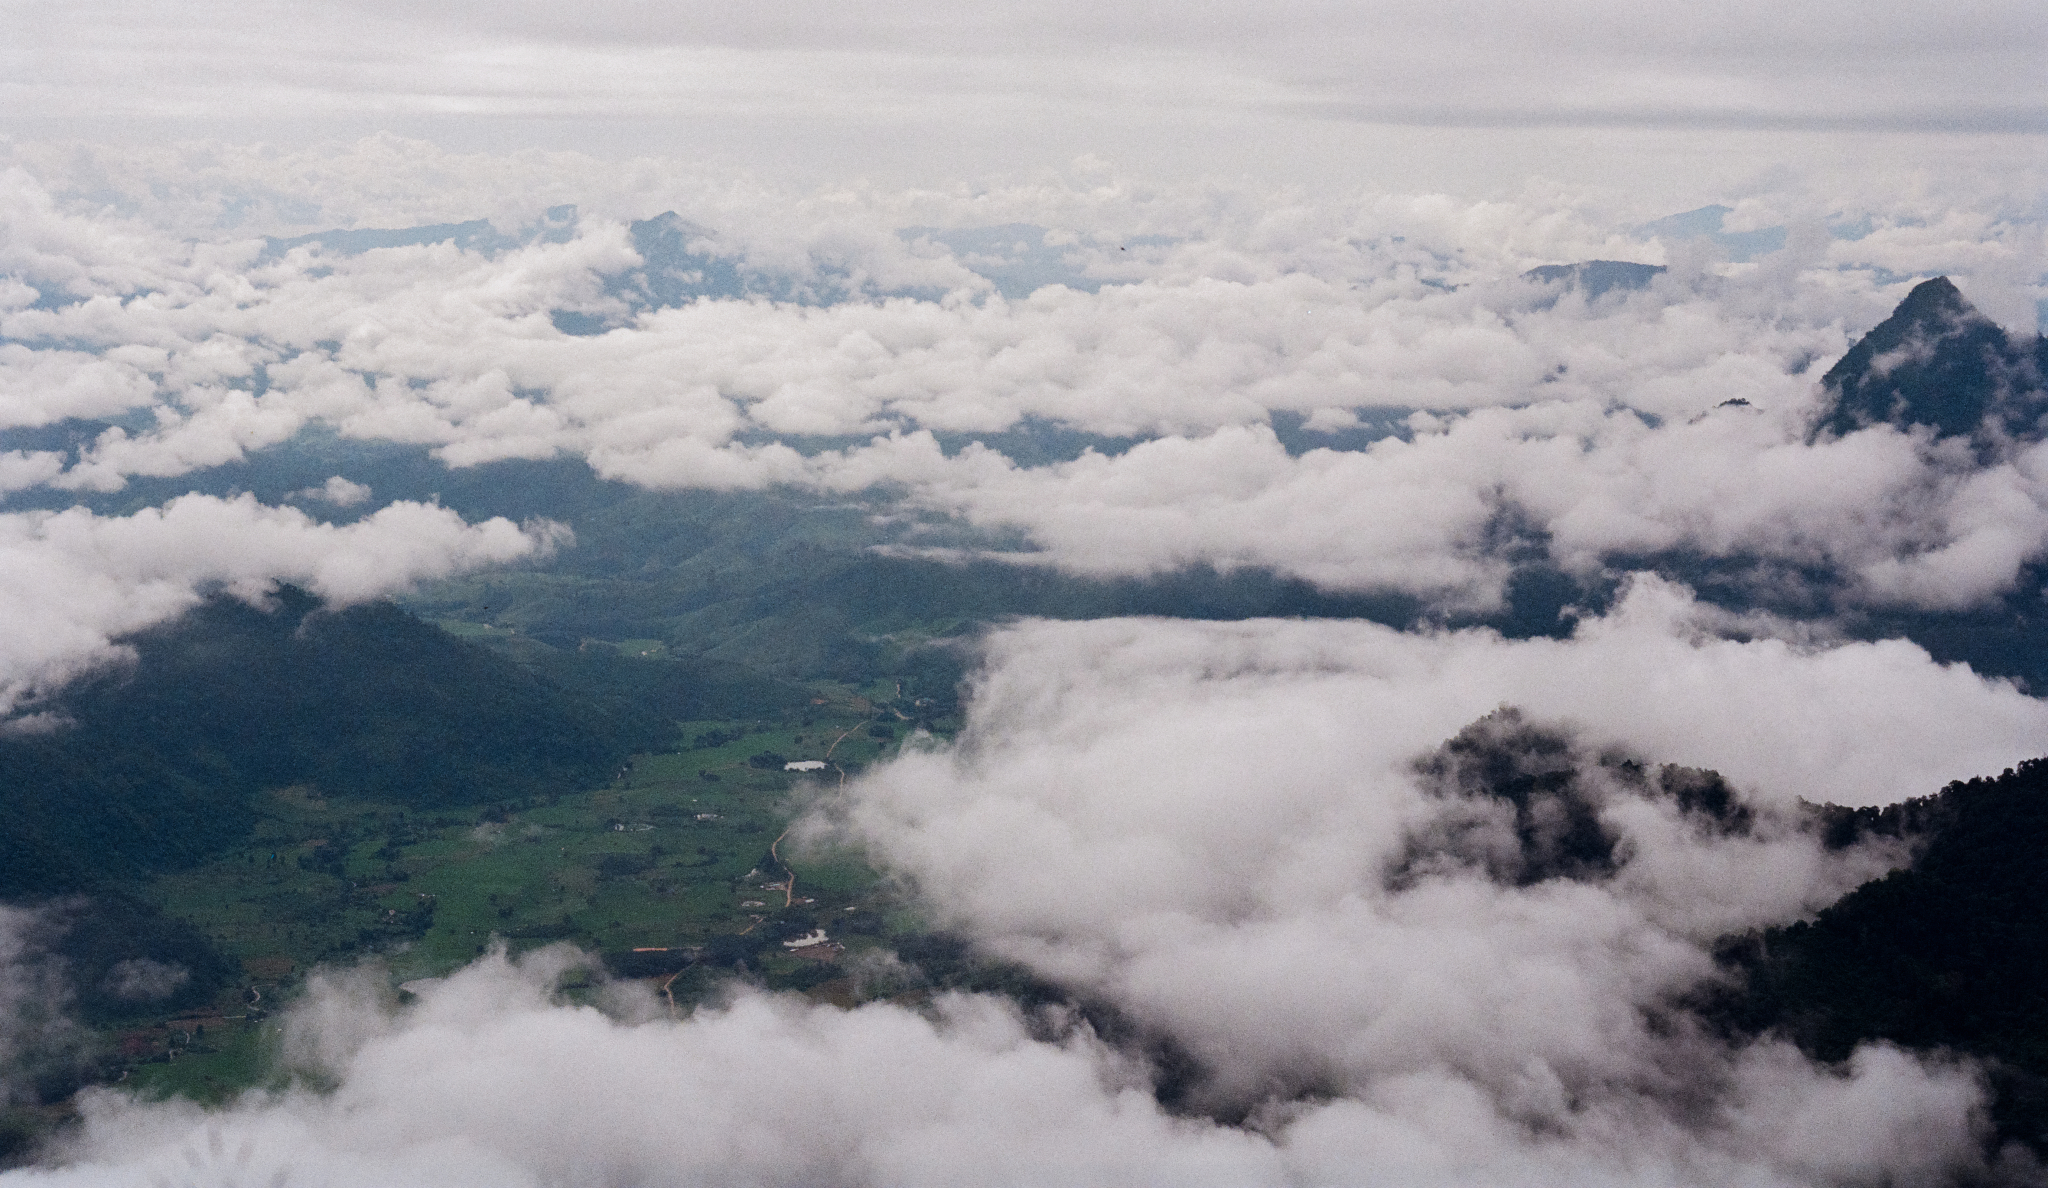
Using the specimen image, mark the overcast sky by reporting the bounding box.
[4,0,2044,198]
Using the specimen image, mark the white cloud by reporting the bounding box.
[0,171,2037,1171]
[765,595,2038,1172]
[293,475,373,507]
[0,344,160,430]
[830,411,2048,612]
[9,943,1997,1188]
[0,494,563,719]
[0,579,2019,1175]
[0,52,2040,1188]
[3,158,2041,611]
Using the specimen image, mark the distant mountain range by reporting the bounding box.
[1522,259,1666,300]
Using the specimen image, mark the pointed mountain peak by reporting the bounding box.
[1821,278,1987,388]
[1814,277,2038,446]
[1881,276,1978,332]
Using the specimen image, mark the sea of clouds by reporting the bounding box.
[3,143,2044,640]
[6,600,2040,1185]
[1,139,2046,1184]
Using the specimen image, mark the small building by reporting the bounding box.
[781,929,830,950]
[784,760,827,772]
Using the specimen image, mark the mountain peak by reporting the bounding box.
[1887,275,1970,322]
[1814,277,2047,448]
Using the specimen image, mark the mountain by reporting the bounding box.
[1523,260,1665,300]
[1713,759,2048,1152]
[1636,205,1789,262]
[1814,277,2048,449]
[0,587,684,898]
[554,211,949,335]
[260,206,580,261]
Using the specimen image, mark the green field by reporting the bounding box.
[121,1015,284,1106]
[156,705,907,966]
[107,680,948,1101]
[0,593,980,1130]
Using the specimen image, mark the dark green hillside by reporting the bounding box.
[0,723,244,897]
[1814,276,2048,448]
[32,895,239,1025]
[0,578,907,1129]
[0,585,737,898]
[62,586,655,802]
[1715,758,2048,1150]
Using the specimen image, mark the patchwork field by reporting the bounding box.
[116,681,949,1100]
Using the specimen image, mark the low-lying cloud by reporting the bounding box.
[800,596,2027,1123]
[2,157,2044,617]
[15,576,2042,1184]
[0,493,562,721]
[0,905,82,1110]
[0,956,1985,1187]
[844,410,2048,611]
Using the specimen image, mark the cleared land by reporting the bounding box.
[116,679,943,1099]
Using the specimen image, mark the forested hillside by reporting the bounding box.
[0,586,804,899]
[1715,759,2048,1150]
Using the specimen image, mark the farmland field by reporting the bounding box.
[122,676,949,1090]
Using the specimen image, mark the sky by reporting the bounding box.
[4,3,2048,1184]
[4,0,2046,197]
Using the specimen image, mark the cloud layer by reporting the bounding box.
[0,20,2042,1183]
[0,142,2041,1184]
[2,152,2044,621]
[15,582,2044,1185]
[0,952,1994,1187]
[4,0,2043,194]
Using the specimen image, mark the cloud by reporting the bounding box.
[8,695,2013,1188]
[775,597,2042,1176]
[2,0,2041,177]
[292,476,373,507]
[98,958,188,1004]
[0,272,2037,1182]
[0,493,563,719]
[0,344,160,430]
[3,159,2042,613]
[23,953,1279,1188]
[0,69,2041,1188]
[0,904,88,1110]
[833,411,2048,612]
[802,588,2046,1114]
[4,943,1998,1188]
